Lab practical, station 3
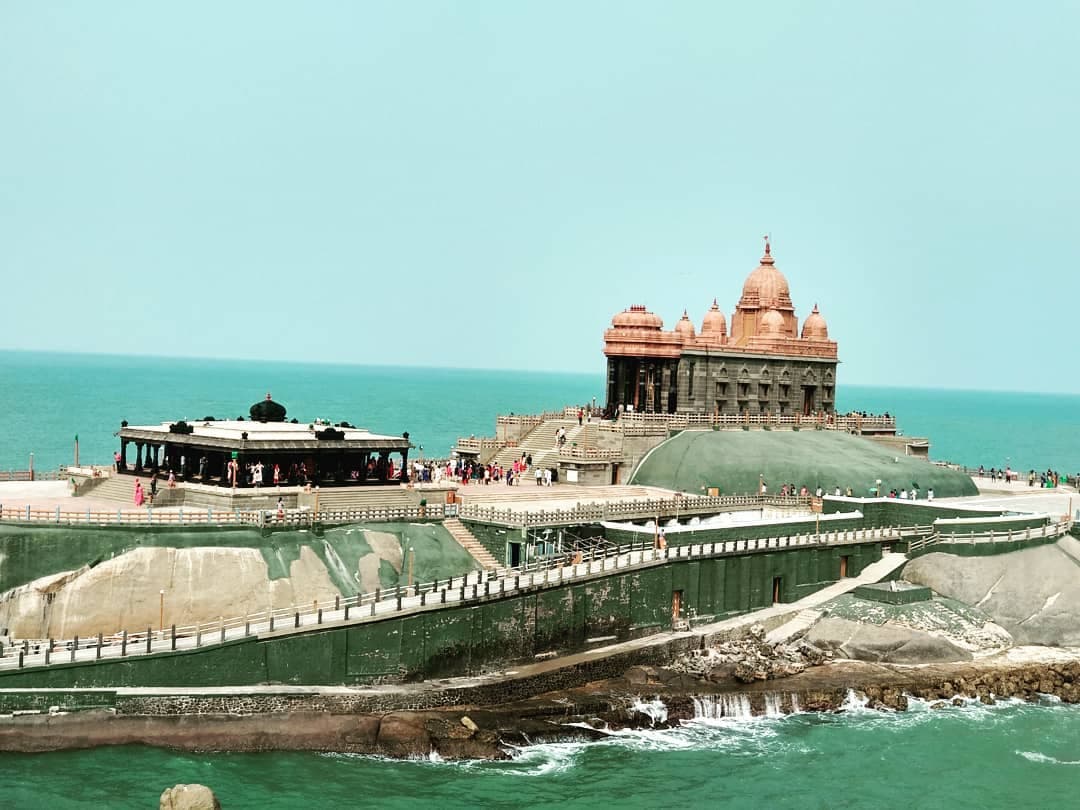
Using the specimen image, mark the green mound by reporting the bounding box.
[629,429,977,498]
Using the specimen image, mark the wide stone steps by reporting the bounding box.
[443,517,499,570]
[490,419,598,469]
[456,484,658,505]
[314,487,418,513]
[78,474,183,506]
[765,609,823,644]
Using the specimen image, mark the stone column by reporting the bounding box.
[119,440,128,472]
[135,443,144,472]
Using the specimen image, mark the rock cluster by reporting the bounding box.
[671,625,832,684]
[160,784,220,810]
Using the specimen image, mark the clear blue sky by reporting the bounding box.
[2,2,1077,391]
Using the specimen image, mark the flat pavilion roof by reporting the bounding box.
[119,420,410,451]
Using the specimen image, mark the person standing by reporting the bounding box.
[114,450,121,472]
[273,463,280,486]
[133,479,145,506]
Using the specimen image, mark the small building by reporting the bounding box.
[604,238,839,416]
[117,395,412,487]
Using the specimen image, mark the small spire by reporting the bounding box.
[710,298,719,310]
[763,234,771,255]
[682,308,689,318]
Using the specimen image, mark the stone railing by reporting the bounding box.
[0,521,910,675]
[558,447,623,461]
[0,504,449,529]
[0,468,67,482]
[908,518,1072,554]
[617,412,895,432]
[458,494,809,528]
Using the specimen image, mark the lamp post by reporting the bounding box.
[407,547,414,587]
[159,589,165,633]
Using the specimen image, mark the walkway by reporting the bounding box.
[0,526,910,673]
[0,554,910,701]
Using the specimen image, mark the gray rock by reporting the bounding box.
[904,537,1080,646]
[806,617,972,664]
[160,784,220,810]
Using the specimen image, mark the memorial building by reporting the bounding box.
[116,395,412,487]
[603,238,839,416]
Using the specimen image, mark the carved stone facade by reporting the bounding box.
[604,240,838,416]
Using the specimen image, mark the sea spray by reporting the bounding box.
[630,697,669,726]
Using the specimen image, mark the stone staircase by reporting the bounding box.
[443,517,500,570]
[765,609,823,644]
[77,474,184,507]
[313,486,420,512]
[491,419,599,470]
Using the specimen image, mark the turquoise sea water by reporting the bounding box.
[2,351,1079,474]
[3,350,1080,807]
[4,699,1080,809]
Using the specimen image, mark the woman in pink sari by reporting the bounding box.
[134,479,145,507]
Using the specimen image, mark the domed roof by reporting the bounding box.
[739,238,794,311]
[674,309,696,338]
[801,304,829,339]
[250,392,287,422]
[611,304,663,330]
[760,308,785,334]
[700,299,727,337]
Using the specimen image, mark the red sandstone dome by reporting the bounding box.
[801,304,829,339]
[700,299,728,337]
[611,304,664,330]
[760,307,785,334]
[674,309,696,338]
[738,240,794,311]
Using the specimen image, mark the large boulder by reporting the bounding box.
[904,537,1080,646]
[160,784,220,810]
[806,617,972,664]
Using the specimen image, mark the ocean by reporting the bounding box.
[2,351,1079,474]
[4,698,1080,809]
[2,350,1080,807]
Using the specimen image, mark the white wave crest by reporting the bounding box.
[1017,750,1080,766]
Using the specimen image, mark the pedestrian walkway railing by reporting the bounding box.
[0,503,450,529]
[0,469,66,482]
[0,521,916,674]
[457,494,810,528]
[907,518,1073,554]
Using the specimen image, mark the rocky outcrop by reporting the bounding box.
[903,537,1080,646]
[805,617,973,663]
[160,784,220,810]
[671,624,831,683]
[0,545,339,639]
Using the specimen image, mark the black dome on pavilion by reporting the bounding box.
[250,394,287,422]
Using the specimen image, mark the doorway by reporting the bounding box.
[772,576,783,604]
[839,555,850,578]
[508,542,522,568]
[802,386,816,416]
[671,590,683,625]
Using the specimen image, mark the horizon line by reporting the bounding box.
[1,347,1077,398]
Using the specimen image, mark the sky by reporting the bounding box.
[1,2,1078,392]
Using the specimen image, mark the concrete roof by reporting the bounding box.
[119,420,410,450]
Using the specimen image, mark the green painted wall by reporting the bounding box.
[821,498,1010,527]
[602,514,866,547]
[0,541,883,689]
